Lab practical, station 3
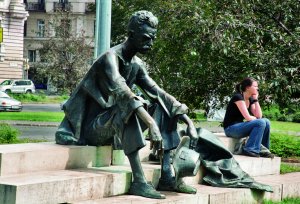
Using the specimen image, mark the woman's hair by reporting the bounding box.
[235,77,255,93]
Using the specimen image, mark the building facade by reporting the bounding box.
[23,0,95,88]
[0,0,28,83]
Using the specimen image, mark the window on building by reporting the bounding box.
[28,50,36,62]
[37,19,45,37]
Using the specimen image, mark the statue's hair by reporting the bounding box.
[128,10,158,32]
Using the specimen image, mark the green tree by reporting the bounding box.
[112,0,300,110]
[36,11,93,94]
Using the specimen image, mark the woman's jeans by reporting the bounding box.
[224,118,270,154]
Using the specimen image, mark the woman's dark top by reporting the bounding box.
[223,93,256,129]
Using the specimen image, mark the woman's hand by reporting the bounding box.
[248,116,257,121]
[252,93,259,100]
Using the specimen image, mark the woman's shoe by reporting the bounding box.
[259,151,275,158]
[242,149,260,157]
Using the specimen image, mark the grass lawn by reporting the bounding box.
[280,163,300,174]
[263,197,300,204]
[271,121,300,133]
[0,112,64,122]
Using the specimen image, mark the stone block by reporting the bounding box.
[255,172,300,199]
[94,163,161,188]
[0,168,131,204]
[235,155,281,176]
[118,140,152,166]
[0,143,113,177]
[95,145,112,167]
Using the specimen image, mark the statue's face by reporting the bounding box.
[132,24,157,54]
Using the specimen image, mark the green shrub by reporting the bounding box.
[263,105,280,120]
[188,111,197,119]
[0,123,20,144]
[270,132,300,158]
[263,113,277,120]
[292,113,300,123]
[277,114,288,122]
[263,105,297,122]
[11,93,46,102]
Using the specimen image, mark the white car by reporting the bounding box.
[0,91,22,111]
[0,79,36,94]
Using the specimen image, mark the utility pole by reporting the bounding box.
[94,0,112,59]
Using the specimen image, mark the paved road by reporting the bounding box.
[2,102,61,141]
[14,125,57,142]
[22,103,62,112]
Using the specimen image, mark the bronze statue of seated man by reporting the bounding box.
[55,10,198,199]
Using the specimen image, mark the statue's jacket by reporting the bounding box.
[56,44,187,154]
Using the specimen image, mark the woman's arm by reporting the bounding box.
[250,94,262,118]
[235,100,257,121]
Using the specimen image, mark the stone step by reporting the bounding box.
[0,142,112,177]
[0,137,280,178]
[0,161,291,204]
[121,137,281,177]
[71,172,300,204]
[214,132,243,153]
[0,164,160,204]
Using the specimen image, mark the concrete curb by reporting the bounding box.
[0,120,59,127]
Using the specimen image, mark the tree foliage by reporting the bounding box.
[36,11,93,94]
[111,0,300,110]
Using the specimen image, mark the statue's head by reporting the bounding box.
[127,10,158,54]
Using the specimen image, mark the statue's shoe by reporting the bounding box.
[55,132,77,145]
[128,182,166,199]
[157,177,197,194]
[157,177,176,191]
[176,181,197,194]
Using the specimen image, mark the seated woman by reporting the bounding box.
[223,77,274,158]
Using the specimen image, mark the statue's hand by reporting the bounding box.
[186,124,198,150]
[149,122,164,150]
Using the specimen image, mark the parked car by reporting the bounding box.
[0,79,36,94]
[0,91,22,111]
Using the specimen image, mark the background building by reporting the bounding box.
[0,0,28,83]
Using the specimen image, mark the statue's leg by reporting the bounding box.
[161,150,174,180]
[127,150,147,183]
[127,150,166,199]
[157,150,176,191]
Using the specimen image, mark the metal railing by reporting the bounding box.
[53,2,71,12]
[25,3,45,11]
